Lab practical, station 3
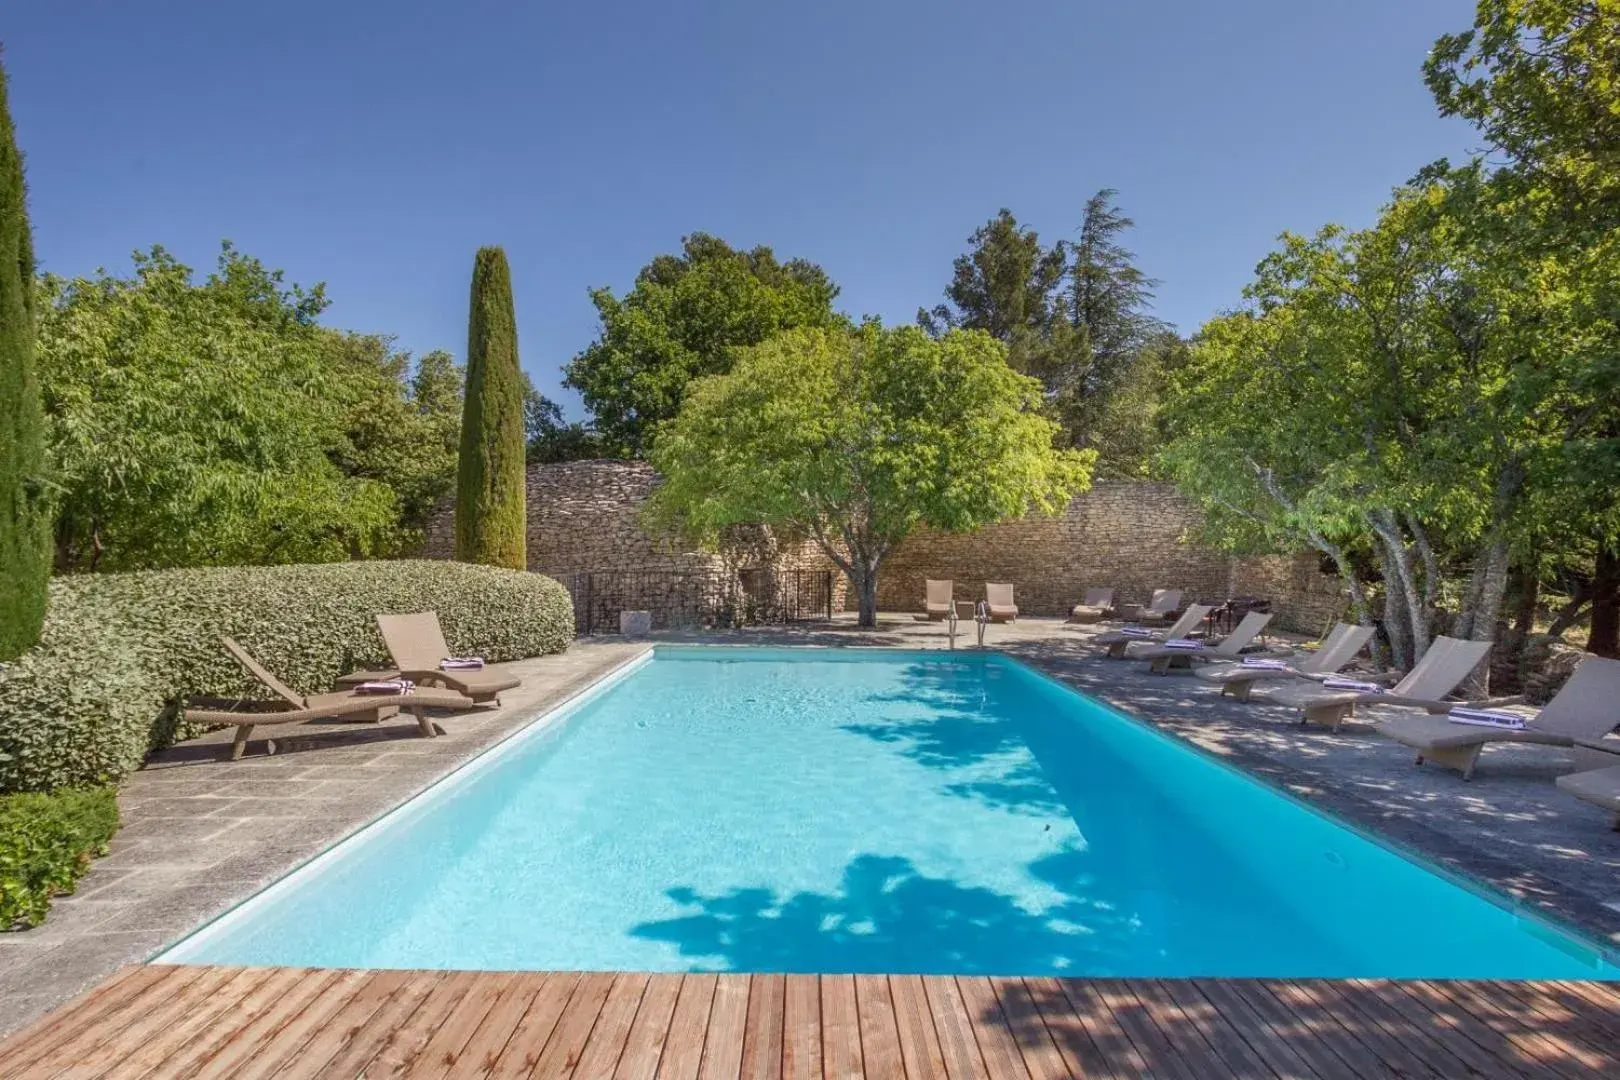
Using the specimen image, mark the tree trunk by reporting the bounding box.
[1371,510,1429,661]
[1456,531,1512,698]
[1591,545,1620,658]
[854,570,879,628]
[1511,562,1540,636]
[1379,545,1413,672]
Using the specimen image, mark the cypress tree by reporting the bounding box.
[454,246,527,569]
[0,52,49,660]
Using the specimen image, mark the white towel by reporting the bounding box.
[1240,657,1291,670]
[356,679,414,695]
[1121,627,1156,639]
[440,657,485,670]
[1161,639,1204,650]
[1321,678,1383,694]
[1447,707,1526,730]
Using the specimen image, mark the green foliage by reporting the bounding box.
[37,245,412,571]
[0,560,574,793]
[650,324,1092,626]
[563,233,844,456]
[456,247,527,569]
[523,379,605,463]
[920,192,1167,469]
[0,785,118,928]
[0,53,50,659]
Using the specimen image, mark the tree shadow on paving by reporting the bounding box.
[632,852,1142,976]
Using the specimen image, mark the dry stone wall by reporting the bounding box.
[419,463,1348,631]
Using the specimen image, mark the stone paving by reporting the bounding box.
[0,639,649,1036]
[3,613,1618,1037]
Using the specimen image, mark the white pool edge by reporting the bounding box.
[152,645,655,963]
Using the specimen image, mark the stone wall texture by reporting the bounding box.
[419,462,1349,632]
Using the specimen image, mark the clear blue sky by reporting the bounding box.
[6,0,1478,416]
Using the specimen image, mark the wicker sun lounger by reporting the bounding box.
[1381,656,1620,780]
[335,611,521,704]
[1132,610,1274,674]
[1260,636,1493,732]
[984,583,1018,623]
[1068,587,1114,624]
[1195,622,1376,701]
[924,579,953,621]
[187,638,474,760]
[1556,763,1620,829]
[1094,604,1213,660]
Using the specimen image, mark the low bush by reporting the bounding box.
[0,560,574,792]
[0,785,120,929]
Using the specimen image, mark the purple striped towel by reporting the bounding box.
[356,679,414,695]
[1321,678,1383,694]
[1121,627,1156,638]
[1447,707,1526,729]
[440,657,485,670]
[1161,639,1204,650]
[1240,657,1291,670]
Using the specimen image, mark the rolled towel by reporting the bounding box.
[1161,639,1204,650]
[1320,678,1384,694]
[1240,657,1291,670]
[1447,707,1526,730]
[440,657,485,670]
[356,679,414,695]
[1121,627,1156,639]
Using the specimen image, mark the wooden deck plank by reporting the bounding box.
[888,975,951,1080]
[3,967,1619,1079]
[819,974,864,1080]
[738,973,785,1080]
[854,975,905,1080]
[486,971,582,1079]
[1146,980,1273,1080]
[953,974,1032,1080]
[217,969,376,1080]
[614,973,683,1080]
[1340,979,1532,1080]
[780,973,822,1080]
[987,977,1071,1080]
[281,968,446,1079]
[406,971,525,1080]
[571,973,650,1079]
[658,973,719,1080]
[527,970,615,1079]
[920,976,990,1080]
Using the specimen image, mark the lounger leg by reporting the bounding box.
[1303,702,1354,731]
[1230,680,1254,702]
[1150,656,1168,675]
[1107,641,1128,660]
[230,724,254,761]
[1417,743,1484,779]
[410,706,435,739]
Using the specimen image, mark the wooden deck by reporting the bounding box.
[1,966,1617,1078]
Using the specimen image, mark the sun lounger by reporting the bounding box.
[1195,622,1376,701]
[984,583,1017,623]
[336,611,521,704]
[1068,587,1114,624]
[1133,611,1273,674]
[1094,604,1213,659]
[1137,588,1184,625]
[1259,636,1492,732]
[1379,656,1620,779]
[186,638,474,760]
[1556,763,1620,829]
[925,579,953,621]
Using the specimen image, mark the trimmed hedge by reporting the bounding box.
[0,560,574,792]
[1,785,119,928]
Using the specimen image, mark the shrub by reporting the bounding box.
[0,54,51,660]
[0,560,574,792]
[0,785,119,929]
[456,246,527,569]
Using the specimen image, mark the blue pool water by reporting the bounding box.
[160,647,1617,979]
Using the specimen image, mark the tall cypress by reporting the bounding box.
[0,51,49,659]
[454,247,527,569]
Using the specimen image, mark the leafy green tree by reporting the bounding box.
[649,325,1092,627]
[563,233,843,456]
[37,245,400,571]
[0,53,49,658]
[455,247,527,569]
[523,380,605,463]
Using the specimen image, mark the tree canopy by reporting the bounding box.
[563,233,844,457]
[649,324,1092,627]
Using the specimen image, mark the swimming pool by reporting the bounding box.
[159,647,1618,979]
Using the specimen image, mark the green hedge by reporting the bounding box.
[1,785,119,928]
[0,560,574,792]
